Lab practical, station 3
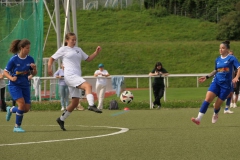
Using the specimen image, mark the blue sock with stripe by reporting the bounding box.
[16,109,24,126]
[225,97,231,110]
[12,107,18,113]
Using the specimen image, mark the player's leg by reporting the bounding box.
[78,81,102,113]
[191,82,218,125]
[212,87,231,123]
[224,92,233,114]
[6,85,21,121]
[56,97,79,131]
[14,97,26,132]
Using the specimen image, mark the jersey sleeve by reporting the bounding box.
[5,57,15,73]
[80,48,89,61]
[232,56,240,69]
[51,47,65,60]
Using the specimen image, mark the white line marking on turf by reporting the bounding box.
[0,125,129,147]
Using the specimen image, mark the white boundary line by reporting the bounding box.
[0,125,129,147]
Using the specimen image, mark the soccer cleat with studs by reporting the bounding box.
[88,105,102,113]
[212,114,218,124]
[6,106,12,121]
[13,126,25,133]
[56,117,66,131]
[191,117,200,125]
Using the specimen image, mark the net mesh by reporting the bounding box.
[0,0,43,76]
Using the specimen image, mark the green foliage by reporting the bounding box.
[216,2,240,40]
[147,5,169,17]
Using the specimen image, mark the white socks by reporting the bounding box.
[197,112,205,121]
[60,110,71,121]
[86,94,94,106]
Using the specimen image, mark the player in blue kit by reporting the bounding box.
[191,41,240,125]
[4,39,37,132]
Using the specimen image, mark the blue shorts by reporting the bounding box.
[208,82,231,101]
[8,85,31,104]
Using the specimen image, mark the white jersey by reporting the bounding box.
[51,46,89,89]
[94,69,109,86]
[51,46,89,76]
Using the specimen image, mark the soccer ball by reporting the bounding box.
[120,91,134,104]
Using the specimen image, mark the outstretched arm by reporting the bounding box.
[199,70,217,83]
[86,46,102,62]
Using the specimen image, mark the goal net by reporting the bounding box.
[0,0,43,76]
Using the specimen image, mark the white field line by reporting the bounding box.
[0,125,129,147]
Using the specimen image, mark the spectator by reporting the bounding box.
[54,64,69,111]
[0,68,6,112]
[149,62,169,109]
[94,63,110,110]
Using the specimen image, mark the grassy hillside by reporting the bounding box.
[43,10,240,87]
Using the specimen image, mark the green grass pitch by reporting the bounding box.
[1,108,240,160]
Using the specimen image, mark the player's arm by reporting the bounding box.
[3,70,17,82]
[86,46,101,62]
[30,63,37,76]
[233,67,240,83]
[47,57,55,76]
[199,70,217,83]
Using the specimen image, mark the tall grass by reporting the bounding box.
[43,9,240,87]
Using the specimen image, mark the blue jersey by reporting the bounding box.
[5,54,34,86]
[213,54,240,89]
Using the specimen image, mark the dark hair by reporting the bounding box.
[64,32,76,46]
[155,62,163,70]
[9,39,31,54]
[221,40,230,49]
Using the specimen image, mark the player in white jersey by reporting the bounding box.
[48,32,102,131]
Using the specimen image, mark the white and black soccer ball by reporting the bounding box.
[120,91,134,104]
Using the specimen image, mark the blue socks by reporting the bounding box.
[214,108,220,114]
[16,109,24,126]
[12,107,18,113]
[199,101,210,113]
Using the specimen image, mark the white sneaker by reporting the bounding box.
[224,109,234,114]
[212,114,218,124]
[233,103,237,108]
[230,103,234,108]
[61,107,65,111]
[152,103,155,108]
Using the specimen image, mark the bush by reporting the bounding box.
[216,11,240,40]
[147,5,169,17]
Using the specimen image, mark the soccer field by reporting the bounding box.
[1,108,240,160]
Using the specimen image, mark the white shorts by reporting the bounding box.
[64,74,86,98]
